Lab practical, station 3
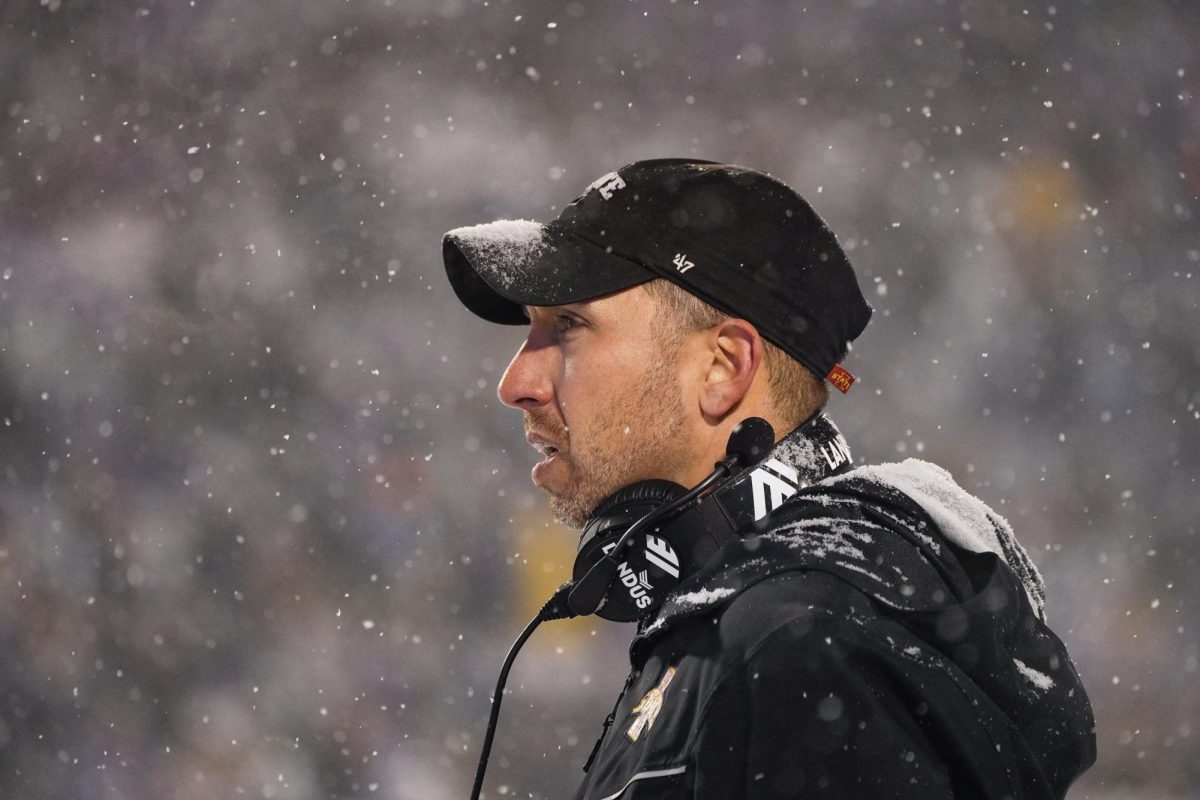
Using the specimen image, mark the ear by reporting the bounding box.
[698,318,764,420]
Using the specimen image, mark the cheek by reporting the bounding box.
[558,352,611,407]
[556,359,580,415]
[558,364,617,438]
[558,336,663,427]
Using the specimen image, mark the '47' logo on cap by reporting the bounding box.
[588,171,626,200]
[627,666,677,742]
[672,253,696,273]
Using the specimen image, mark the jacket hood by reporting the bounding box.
[834,459,1047,617]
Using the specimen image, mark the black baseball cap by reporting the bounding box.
[442,158,872,391]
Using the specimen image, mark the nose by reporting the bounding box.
[497,335,554,410]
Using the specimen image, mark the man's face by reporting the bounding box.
[497,285,694,528]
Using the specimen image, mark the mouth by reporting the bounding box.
[531,441,560,459]
[527,432,563,459]
[526,432,565,484]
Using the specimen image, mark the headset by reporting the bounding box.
[564,416,776,621]
[468,417,776,800]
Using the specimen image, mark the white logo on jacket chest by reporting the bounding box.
[627,666,677,742]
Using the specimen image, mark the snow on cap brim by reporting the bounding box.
[443,218,654,325]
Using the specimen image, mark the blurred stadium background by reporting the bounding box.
[1,1,1197,797]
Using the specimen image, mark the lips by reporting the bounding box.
[526,432,563,459]
[526,430,566,486]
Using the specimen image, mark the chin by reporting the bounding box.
[548,493,594,530]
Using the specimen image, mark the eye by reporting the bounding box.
[555,313,582,334]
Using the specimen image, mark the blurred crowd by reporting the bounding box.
[0,1,1197,797]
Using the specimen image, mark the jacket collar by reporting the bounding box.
[637,412,854,636]
[700,411,854,535]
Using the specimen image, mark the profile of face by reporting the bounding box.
[496,286,694,528]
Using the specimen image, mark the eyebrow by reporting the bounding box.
[523,302,590,320]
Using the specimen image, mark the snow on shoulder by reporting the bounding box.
[672,587,736,608]
[1014,658,1055,691]
[826,458,1047,619]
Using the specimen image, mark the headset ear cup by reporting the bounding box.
[573,479,688,622]
[576,480,688,555]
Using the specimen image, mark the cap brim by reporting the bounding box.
[443,219,654,324]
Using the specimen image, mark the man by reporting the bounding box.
[443,159,1095,798]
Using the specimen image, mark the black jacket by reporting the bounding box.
[571,422,1096,799]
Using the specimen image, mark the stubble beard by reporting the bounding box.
[526,353,687,529]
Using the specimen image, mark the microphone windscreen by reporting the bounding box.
[567,559,619,617]
[727,417,775,467]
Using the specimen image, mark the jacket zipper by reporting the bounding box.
[583,669,638,773]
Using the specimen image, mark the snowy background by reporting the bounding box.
[1,1,1197,798]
